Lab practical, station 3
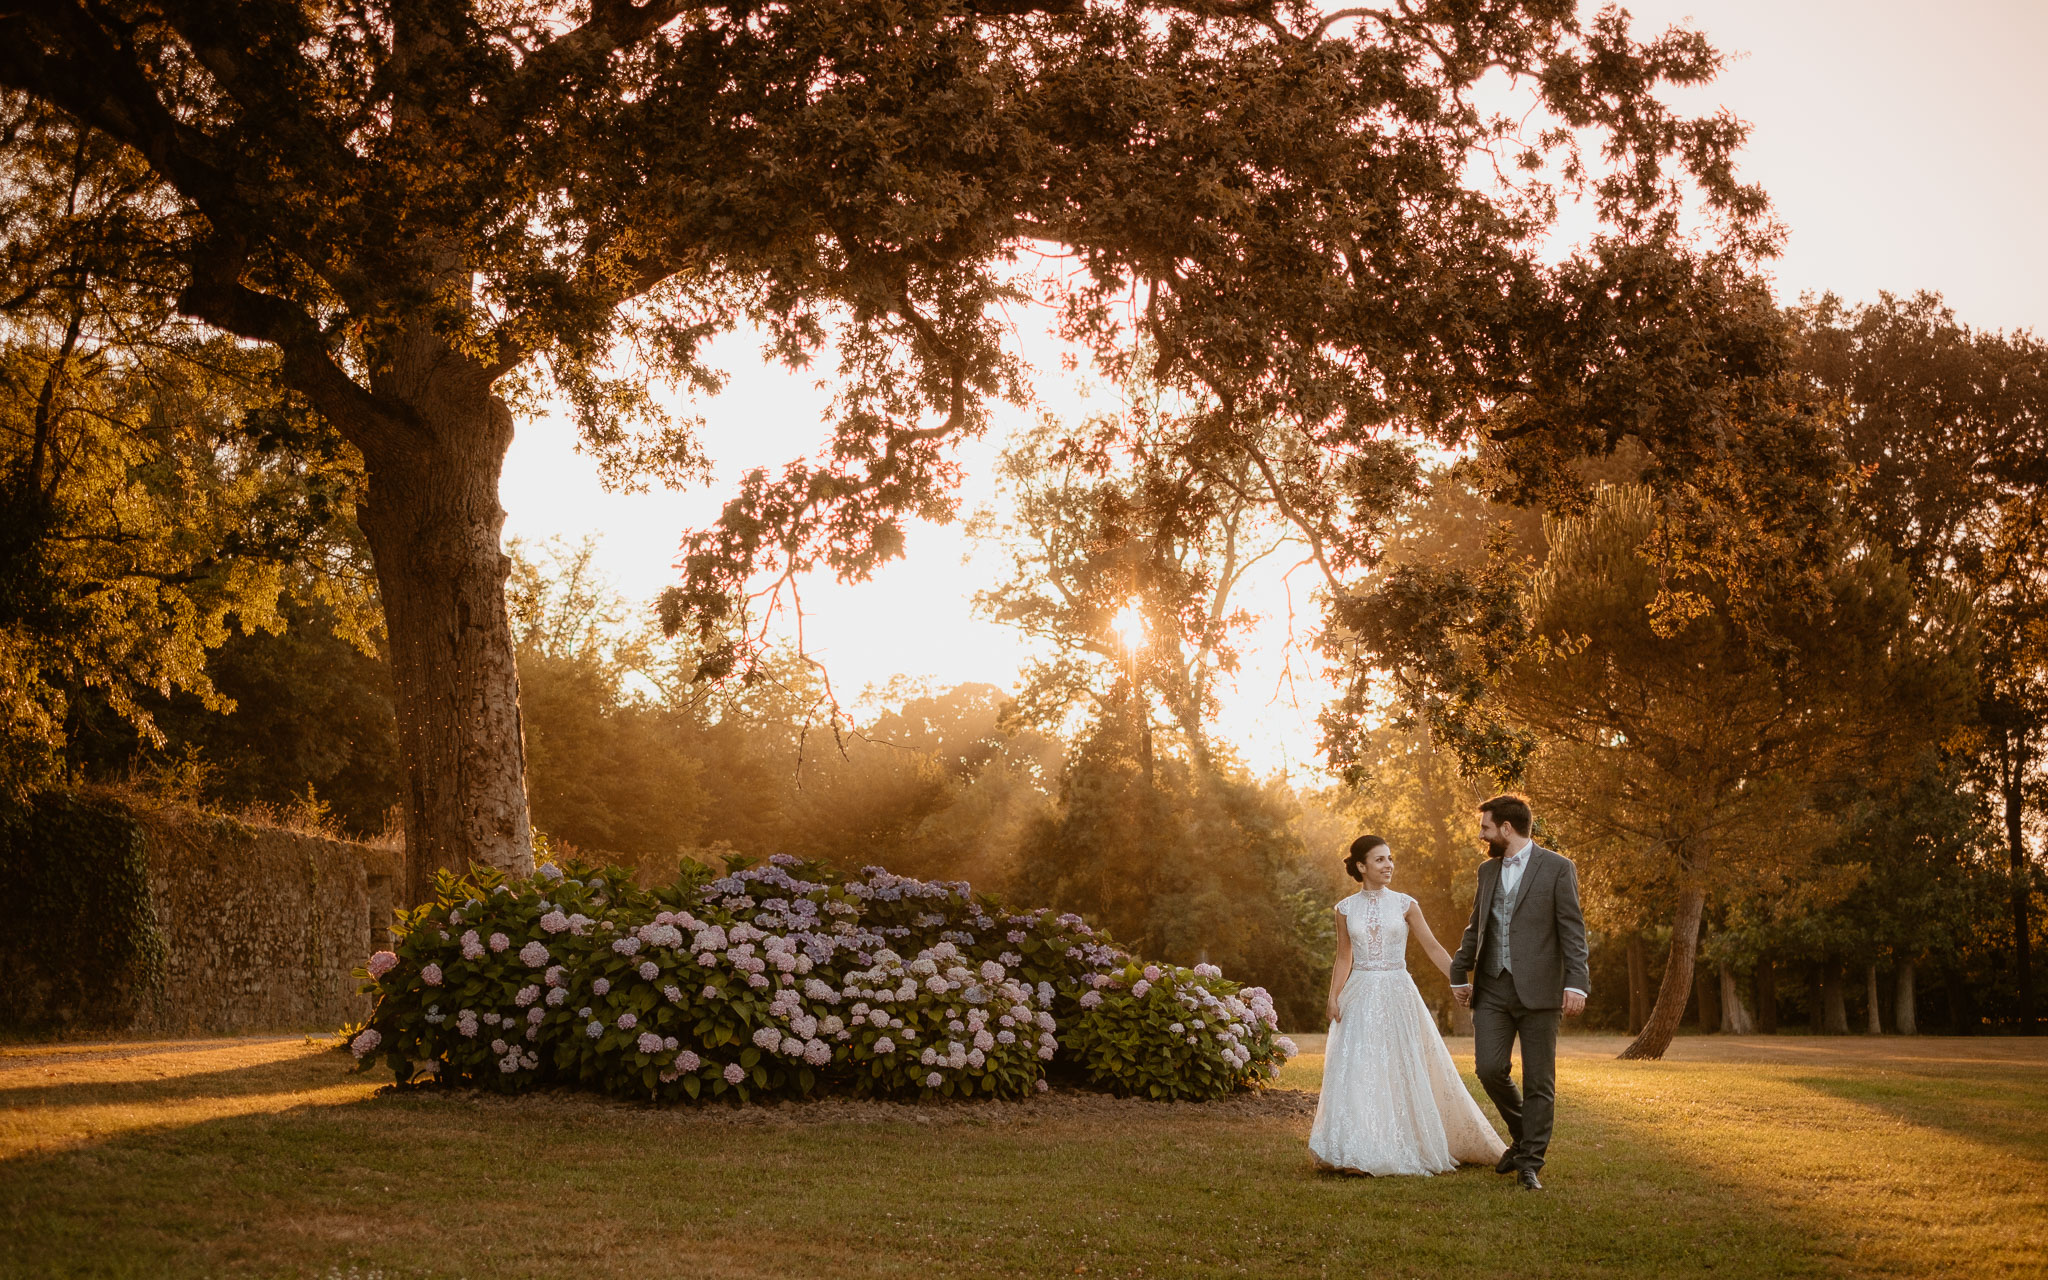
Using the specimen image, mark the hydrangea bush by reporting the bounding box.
[349,855,1292,1104]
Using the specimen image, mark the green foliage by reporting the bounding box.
[351,855,1290,1104]
[1016,704,1331,1028]
[0,98,373,801]
[0,791,165,1032]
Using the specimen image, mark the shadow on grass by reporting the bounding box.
[0,1047,1854,1280]
[1785,1068,2048,1169]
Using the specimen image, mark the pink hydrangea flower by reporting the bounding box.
[349,1028,381,1058]
[1078,991,1102,1008]
[539,910,570,934]
[365,951,398,979]
[723,1062,745,1085]
[1142,965,1162,983]
[925,1072,943,1088]
[1035,1078,1049,1093]
[637,1032,663,1054]
[676,1050,701,1072]
[638,961,658,981]
[519,940,549,967]
[592,978,610,996]
[489,932,510,953]
[421,963,444,986]
[616,1012,636,1030]
[460,931,484,960]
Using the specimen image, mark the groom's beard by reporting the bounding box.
[1484,836,1508,859]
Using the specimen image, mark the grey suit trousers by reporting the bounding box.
[1472,967,1559,1172]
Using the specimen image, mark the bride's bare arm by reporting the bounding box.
[1407,902,1454,981]
[1325,908,1352,1024]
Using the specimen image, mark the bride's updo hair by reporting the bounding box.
[1344,835,1389,882]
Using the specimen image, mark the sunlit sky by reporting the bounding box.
[500,0,2048,777]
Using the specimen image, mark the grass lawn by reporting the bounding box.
[2,1031,2041,1279]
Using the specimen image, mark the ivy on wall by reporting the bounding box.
[0,791,167,1032]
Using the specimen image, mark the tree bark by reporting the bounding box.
[1894,959,1917,1036]
[1864,964,1884,1034]
[1693,944,1721,1031]
[1618,885,1706,1060]
[2004,746,2035,1033]
[1946,967,1973,1034]
[1808,966,1824,1032]
[353,350,534,905]
[1820,961,1849,1034]
[1626,932,1650,1035]
[1755,953,1778,1033]
[1719,962,1756,1034]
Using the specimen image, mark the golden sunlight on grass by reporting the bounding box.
[1,1033,2041,1279]
[0,1036,379,1160]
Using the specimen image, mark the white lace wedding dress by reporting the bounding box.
[1308,888,1507,1176]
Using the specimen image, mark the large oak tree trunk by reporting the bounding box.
[1894,959,1917,1035]
[1618,885,1706,1060]
[354,348,533,905]
[1864,964,1884,1034]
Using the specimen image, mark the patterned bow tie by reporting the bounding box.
[1502,851,1525,870]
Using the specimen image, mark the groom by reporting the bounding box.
[1450,793,1589,1191]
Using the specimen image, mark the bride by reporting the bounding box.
[1309,835,1507,1176]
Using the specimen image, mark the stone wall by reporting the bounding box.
[131,811,404,1036]
[0,792,403,1038]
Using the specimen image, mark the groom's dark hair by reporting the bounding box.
[1479,793,1534,841]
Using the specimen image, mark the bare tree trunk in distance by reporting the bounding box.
[1619,886,1707,1060]
[2003,740,2035,1033]
[1694,949,1721,1031]
[1864,964,1885,1034]
[1626,933,1650,1035]
[1719,963,1756,1034]
[354,342,534,905]
[1894,959,1917,1036]
[1821,962,1849,1034]
[1755,954,1777,1033]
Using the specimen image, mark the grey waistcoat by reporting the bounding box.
[1487,862,1520,975]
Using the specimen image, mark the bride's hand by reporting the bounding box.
[1326,998,1341,1024]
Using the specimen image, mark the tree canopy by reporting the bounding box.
[1,0,1786,897]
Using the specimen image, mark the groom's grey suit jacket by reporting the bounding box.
[1449,845,1591,1011]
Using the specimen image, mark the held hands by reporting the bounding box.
[1562,990,1586,1017]
[1451,984,1472,1008]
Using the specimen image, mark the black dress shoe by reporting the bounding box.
[1517,1169,1544,1191]
[1496,1149,1519,1174]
